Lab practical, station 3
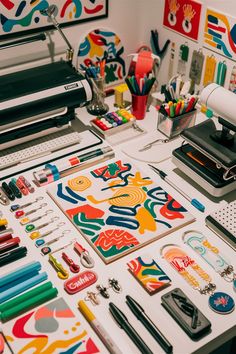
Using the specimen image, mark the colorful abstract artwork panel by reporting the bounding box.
[47,159,195,264]
[77,28,126,86]
[127,254,171,294]
[4,298,100,353]
[204,8,236,60]
[163,0,202,41]
[0,0,108,39]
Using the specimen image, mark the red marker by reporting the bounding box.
[185,97,196,113]
[175,101,182,116]
[164,104,170,116]
[0,233,13,243]
[0,237,20,252]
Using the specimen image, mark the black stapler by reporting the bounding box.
[172,83,236,197]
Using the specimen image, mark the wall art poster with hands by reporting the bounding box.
[163,0,202,41]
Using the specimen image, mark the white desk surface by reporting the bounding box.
[1,97,235,354]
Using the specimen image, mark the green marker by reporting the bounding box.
[169,104,175,118]
[0,281,53,313]
[0,286,58,322]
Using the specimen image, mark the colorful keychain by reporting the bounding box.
[26,216,59,233]
[29,222,65,240]
[10,197,44,212]
[216,61,227,86]
[74,241,95,268]
[161,244,235,314]
[41,239,75,256]
[15,203,47,219]
[177,42,189,76]
[35,230,70,248]
[20,209,53,226]
[189,48,205,86]
[62,252,80,273]
[168,42,176,81]
[48,254,69,280]
[203,55,216,87]
[18,176,35,194]
[182,230,236,292]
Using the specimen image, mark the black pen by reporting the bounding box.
[148,164,205,212]
[126,295,173,353]
[109,302,153,354]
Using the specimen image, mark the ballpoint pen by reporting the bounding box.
[148,164,205,212]
[0,329,14,354]
[109,302,153,354]
[126,295,173,353]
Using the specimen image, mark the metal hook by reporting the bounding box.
[108,278,122,293]
[85,291,100,306]
[96,284,110,298]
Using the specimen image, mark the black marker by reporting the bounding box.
[8,180,22,199]
[109,302,153,354]
[0,247,27,267]
[126,295,173,353]
[1,182,15,201]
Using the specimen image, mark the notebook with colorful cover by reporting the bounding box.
[47,159,195,264]
[3,298,99,354]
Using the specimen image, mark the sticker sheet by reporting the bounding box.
[47,159,195,264]
[4,298,99,354]
[127,254,171,294]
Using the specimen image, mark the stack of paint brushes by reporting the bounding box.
[80,59,106,79]
[125,75,156,96]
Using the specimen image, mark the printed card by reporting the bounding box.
[127,254,171,294]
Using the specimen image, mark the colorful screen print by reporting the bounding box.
[4,298,99,353]
[0,0,108,39]
[163,0,202,41]
[127,254,171,294]
[77,28,126,86]
[204,8,236,61]
[47,159,195,264]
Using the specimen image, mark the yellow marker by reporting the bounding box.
[78,300,121,354]
[0,218,7,227]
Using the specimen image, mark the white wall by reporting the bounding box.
[138,0,236,89]
[0,0,142,75]
[1,0,236,91]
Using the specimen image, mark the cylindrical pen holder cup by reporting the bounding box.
[157,109,197,138]
[87,77,109,116]
[131,94,148,120]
